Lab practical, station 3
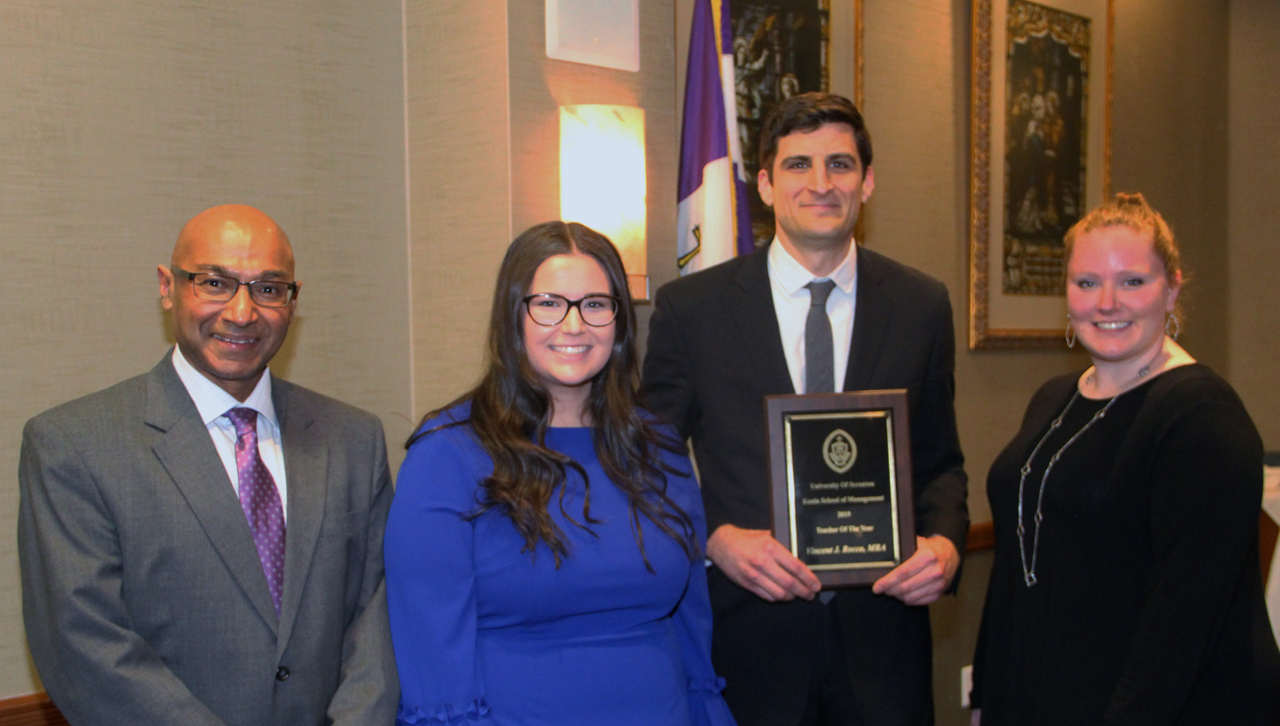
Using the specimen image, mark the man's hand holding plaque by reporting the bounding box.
[872,534,961,605]
[706,524,822,602]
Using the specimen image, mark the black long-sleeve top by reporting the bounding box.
[972,364,1280,725]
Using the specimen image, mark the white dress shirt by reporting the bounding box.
[171,347,288,521]
[767,238,858,394]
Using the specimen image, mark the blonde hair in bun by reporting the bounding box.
[1064,192,1182,288]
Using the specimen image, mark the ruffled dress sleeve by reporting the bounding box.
[385,410,494,725]
[663,440,737,726]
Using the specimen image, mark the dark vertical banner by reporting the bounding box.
[1002,0,1090,296]
[729,0,831,248]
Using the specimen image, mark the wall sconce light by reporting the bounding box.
[559,104,648,300]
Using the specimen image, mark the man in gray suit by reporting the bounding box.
[19,204,398,725]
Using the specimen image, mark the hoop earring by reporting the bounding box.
[1166,313,1181,341]
[1065,319,1076,348]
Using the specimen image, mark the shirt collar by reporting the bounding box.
[767,237,858,296]
[171,347,278,428]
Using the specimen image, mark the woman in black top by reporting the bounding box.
[970,193,1280,725]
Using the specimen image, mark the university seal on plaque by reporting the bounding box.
[822,429,857,474]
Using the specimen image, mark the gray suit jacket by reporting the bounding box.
[19,354,398,726]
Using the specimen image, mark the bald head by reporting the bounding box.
[172,204,294,275]
[159,204,300,401]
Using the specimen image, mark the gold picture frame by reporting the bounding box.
[969,0,1112,349]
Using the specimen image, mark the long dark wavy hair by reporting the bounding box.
[408,221,696,568]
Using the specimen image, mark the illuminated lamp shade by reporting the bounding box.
[559,104,648,300]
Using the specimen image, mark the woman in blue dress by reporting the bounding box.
[385,221,736,726]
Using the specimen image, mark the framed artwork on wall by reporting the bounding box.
[969,0,1112,349]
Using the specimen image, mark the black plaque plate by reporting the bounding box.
[766,390,916,588]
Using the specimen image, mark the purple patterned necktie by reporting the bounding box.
[225,407,286,617]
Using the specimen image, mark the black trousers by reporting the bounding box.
[708,566,934,726]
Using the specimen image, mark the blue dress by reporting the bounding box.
[385,403,736,726]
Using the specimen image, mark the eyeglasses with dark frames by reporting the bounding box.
[170,267,299,307]
[522,293,619,327]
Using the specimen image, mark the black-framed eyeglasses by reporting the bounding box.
[170,267,299,307]
[523,293,619,327]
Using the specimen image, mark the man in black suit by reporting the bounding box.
[644,93,968,726]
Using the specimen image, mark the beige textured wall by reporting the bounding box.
[1111,0,1230,377]
[0,0,409,697]
[1228,0,1280,449]
[404,0,513,419]
[405,0,678,421]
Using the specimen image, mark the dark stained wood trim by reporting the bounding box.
[966,520,994,552]
[0,693,68,726]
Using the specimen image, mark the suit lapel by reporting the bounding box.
[272,381,328,652]
[146,358,280,633]
[844,247,894,390]
[730,245,796,394]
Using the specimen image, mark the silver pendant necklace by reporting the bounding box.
[1015,364,1152,587]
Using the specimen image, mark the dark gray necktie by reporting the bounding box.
[804,280,838,394]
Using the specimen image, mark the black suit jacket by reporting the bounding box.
[643,243,968,725]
